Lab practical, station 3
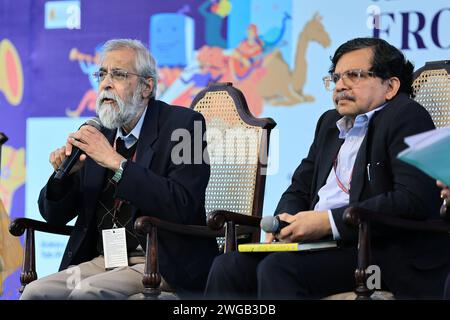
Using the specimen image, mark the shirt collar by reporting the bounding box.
[115,106,147,148]
[336,103,387,138]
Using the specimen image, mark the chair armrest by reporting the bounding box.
[133,215,225,299]
[9,218,74,237]
[343,206,450,300]
[7,218,73,293]
[133,211,262,299]
[134,215,224,237]
[207,210,261,230]
[343,207,450,233]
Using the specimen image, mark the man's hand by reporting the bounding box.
[277,211,332,242]
[264,232,275,243]
[437,180,450,201]
[67,125,124,171]
[49,145,86,175]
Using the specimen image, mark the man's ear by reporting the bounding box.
[141,78,154,99]
[385,77,400,100]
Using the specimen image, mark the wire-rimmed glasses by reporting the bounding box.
[323,69,378,91]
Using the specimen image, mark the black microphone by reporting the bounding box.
[260,215,290,234]
[54,117,103,180]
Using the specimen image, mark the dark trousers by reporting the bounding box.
[204,246,358,300]
[444,273,450,299]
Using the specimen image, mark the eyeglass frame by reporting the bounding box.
[322,69,380,91]
[92,68,148,84]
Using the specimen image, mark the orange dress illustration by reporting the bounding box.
[230,24,264,80]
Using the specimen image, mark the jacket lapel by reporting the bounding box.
[83,128,116,213]
[135,99,159,167]
[350,109,383,202]
[350,134,368,202]
[131,100,160,218]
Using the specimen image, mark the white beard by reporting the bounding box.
[95,88,143,130]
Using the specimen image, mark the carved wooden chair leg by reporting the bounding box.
[19,228,37,293]
[141,225,161,299]
[355,221,373,300]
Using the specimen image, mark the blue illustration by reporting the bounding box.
[150,13,195,67]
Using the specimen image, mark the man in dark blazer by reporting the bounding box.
[21,39,218,299]
[436,181,450,300]
[205,37,450,299]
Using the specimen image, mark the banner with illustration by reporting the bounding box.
[0,0,449,299]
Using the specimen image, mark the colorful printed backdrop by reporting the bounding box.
[1,0,449,299]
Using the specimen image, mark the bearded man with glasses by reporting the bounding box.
[21,39,219,300]
[205,37,450,299]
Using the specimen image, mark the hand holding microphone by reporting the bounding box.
[260,215,290,234]
[53,117,103,180]
[260,215,290,243]
[261,211,332,242]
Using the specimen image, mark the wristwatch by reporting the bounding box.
[112,159,127,183]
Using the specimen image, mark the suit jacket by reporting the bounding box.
[38,98,219,293]
[275,93,450,298]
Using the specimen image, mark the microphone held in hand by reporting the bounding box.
[260,215,290,234]
[54,117,103,180]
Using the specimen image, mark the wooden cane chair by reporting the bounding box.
[412,60,450,128]
[9,83,276,299]
[341,60,450,300]
[132,83,276,298]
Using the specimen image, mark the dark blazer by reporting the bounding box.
[38,98,219,293]
[275,93,450,298]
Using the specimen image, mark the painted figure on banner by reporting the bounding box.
[171,48,225,106]
[259,12,292,53]
[66,45,102,117]
[165,13,330,117]
[229,24,264,80]
[0,146,25,296]
[198,0,231,48]
[256,13,330,106]
[0,146,25,215]
[228,12,292,81]
[157,67,183,97]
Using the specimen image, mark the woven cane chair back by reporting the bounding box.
[412,60,450,128]
[190,83,275,246]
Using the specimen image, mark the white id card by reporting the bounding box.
[102,227,128,269]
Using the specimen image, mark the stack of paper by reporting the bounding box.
[397,126,450,185]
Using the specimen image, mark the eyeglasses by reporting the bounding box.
[92,69,145,83]
[322,69,378,91]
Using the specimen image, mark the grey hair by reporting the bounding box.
[100,39,158,98]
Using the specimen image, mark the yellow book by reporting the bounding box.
[238,240,338,252]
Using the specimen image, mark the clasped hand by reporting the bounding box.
[264,210,332,243]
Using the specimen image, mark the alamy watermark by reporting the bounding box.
[366,264,381,290]
[170,121,279,175]
[366,5,382,30]
[66,265,81,290]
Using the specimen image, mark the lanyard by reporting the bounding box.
[333,151,353,195]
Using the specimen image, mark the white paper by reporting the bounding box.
[102,228,128,269]
[398,126,450,186]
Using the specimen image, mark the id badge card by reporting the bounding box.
[102,227,128,269]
